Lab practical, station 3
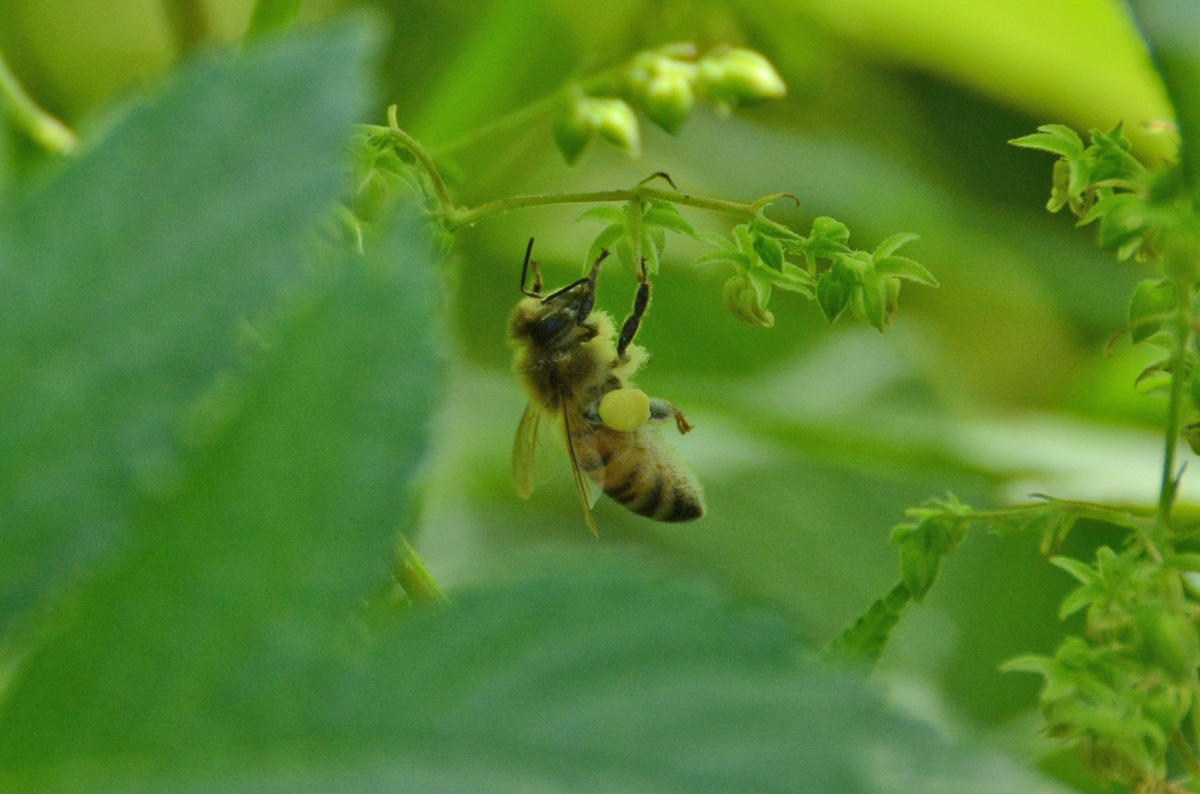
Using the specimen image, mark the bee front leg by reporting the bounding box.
[648,398,693,435]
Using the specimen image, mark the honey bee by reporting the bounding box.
[509,238,705,534]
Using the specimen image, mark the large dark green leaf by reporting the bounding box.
[0,211,441,770]
[0,21,375,636]
[0,553,1065,794]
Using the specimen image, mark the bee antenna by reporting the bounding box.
[520,237,542,296]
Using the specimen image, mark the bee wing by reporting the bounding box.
[512,402,543,499]
[561,398,603,536]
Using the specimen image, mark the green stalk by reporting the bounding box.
[447,189,629,230]
[426,60,632,160]
[428,92,565,160]
[915,501,1158,537]
[393,537,447,606]
[370,110,458,222]
[0,46,76,155]
[446,185,793,233]
[245,0,302,40]
[1155,279,1194,546]
[630,192,644,275]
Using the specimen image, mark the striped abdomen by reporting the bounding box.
[595,427,705,522]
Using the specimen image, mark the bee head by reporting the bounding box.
[511,241,608,348]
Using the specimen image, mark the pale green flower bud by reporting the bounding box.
[629,52,697,134]
[588,98,642,158]
[642,71,695,135]
[697,47,786,115]
[553,97,598,165]
[723,274,774,327]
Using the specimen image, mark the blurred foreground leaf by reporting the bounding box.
[0,551,1066,794]
[0,21,375,637]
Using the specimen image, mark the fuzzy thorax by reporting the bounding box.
[511,308,647,411]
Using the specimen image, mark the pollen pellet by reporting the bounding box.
[599,388,651,431]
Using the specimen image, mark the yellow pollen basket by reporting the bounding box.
[598,388,651,432]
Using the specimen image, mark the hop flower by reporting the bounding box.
[696,47,786,116]
[723,274,774,327]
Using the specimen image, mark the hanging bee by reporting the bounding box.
[508,237,705,534]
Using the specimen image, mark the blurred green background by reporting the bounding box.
[0,0,1183,776]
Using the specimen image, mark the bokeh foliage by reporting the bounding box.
[0,0,1190,791]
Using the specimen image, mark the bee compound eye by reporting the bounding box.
[530,313,569,345]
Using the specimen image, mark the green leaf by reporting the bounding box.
[695,230,735,251]
[871,232,919,260]
[854,269,888,332]
[750,218,802,241]
[0,216,441,772]
[584,222,626,269]
[873,255,939,287]
[691,249,751,269]
[1008,124,1085,159]
[809,215,850,247]
[757,262,815,295]
[1128,278,1176,344]
[1089,193,1150,251]
[816,267,853,322]
[1047,158,1072,212]
[576,205,625,225]
[1049,556,1101,586]
[642,225,662,275]
[643,200,695,236]
[753,232,785,271]
[1057,586,1097,620]
[789,216,852,271]
[732,222,755,253]
[898,534,942,602]
[826,581,911,666]
[0,22,375,639]
[746,266,773,307]
[998,654,1057,677]
[0,555,1064,793]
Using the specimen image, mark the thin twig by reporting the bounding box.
[0,46,76,155]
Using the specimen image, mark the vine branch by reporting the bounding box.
[445,185,796,234]
[0,45,76,155]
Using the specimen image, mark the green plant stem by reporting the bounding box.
[372,119,802,238]
[425,59,634,160]
[428,92,565,160]
[631,193,644,276]
[447,185,793,234]
[393,537,447,606]
[0,46,76,155]
[371,113,457,221]
[1156,284,1194,545]
[161,0,212,54]
[908,501,1158,537]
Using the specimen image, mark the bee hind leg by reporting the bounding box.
[648,398,693,435]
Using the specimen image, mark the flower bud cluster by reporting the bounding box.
[553,44,785,164]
